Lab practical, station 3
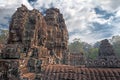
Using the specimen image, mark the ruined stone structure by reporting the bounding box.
[42,65,120,80]
[0,5,68,80]
[0,44,4,58]
[68,53,85,66]
[99,39,115,57]
[0,5,120,80]
[86,39,120,68]
[44,8,69,64]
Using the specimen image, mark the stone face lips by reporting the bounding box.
[0,5,69,80]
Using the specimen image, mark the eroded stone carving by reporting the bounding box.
[0,5,69,80]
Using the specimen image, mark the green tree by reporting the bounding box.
[88,48,98,59]
[68,38,85,53]
[68,38,99,59]
[93,41,100,48]
[111,35,120,58]
[112,37,120,57]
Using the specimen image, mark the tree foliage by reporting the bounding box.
[68,38,99,59]
[111,35,120,58]
[68,38,85,53]
[87,48,98,59]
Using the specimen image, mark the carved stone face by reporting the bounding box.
[9,29,19,42]
[99,39,115,57]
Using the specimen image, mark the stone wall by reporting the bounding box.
[68,52,85,66]
[42,65,120,80]
[86,39,120,68]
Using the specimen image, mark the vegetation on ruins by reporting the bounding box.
[68,38,98,59]
[68,36,120,59]
[111,36,120,58]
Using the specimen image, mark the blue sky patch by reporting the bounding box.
[90,22,114,38]
[94,7,114,19]
[28,0,37,3]
[0,24,8,29]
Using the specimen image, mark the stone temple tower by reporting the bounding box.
[98,39,115,57]
[0,5,69,80]
[45,8,69,64]
[0,4,49,80]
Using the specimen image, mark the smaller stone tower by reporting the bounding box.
[86,39,120,68]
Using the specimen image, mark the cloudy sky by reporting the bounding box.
[0,0,120,43]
